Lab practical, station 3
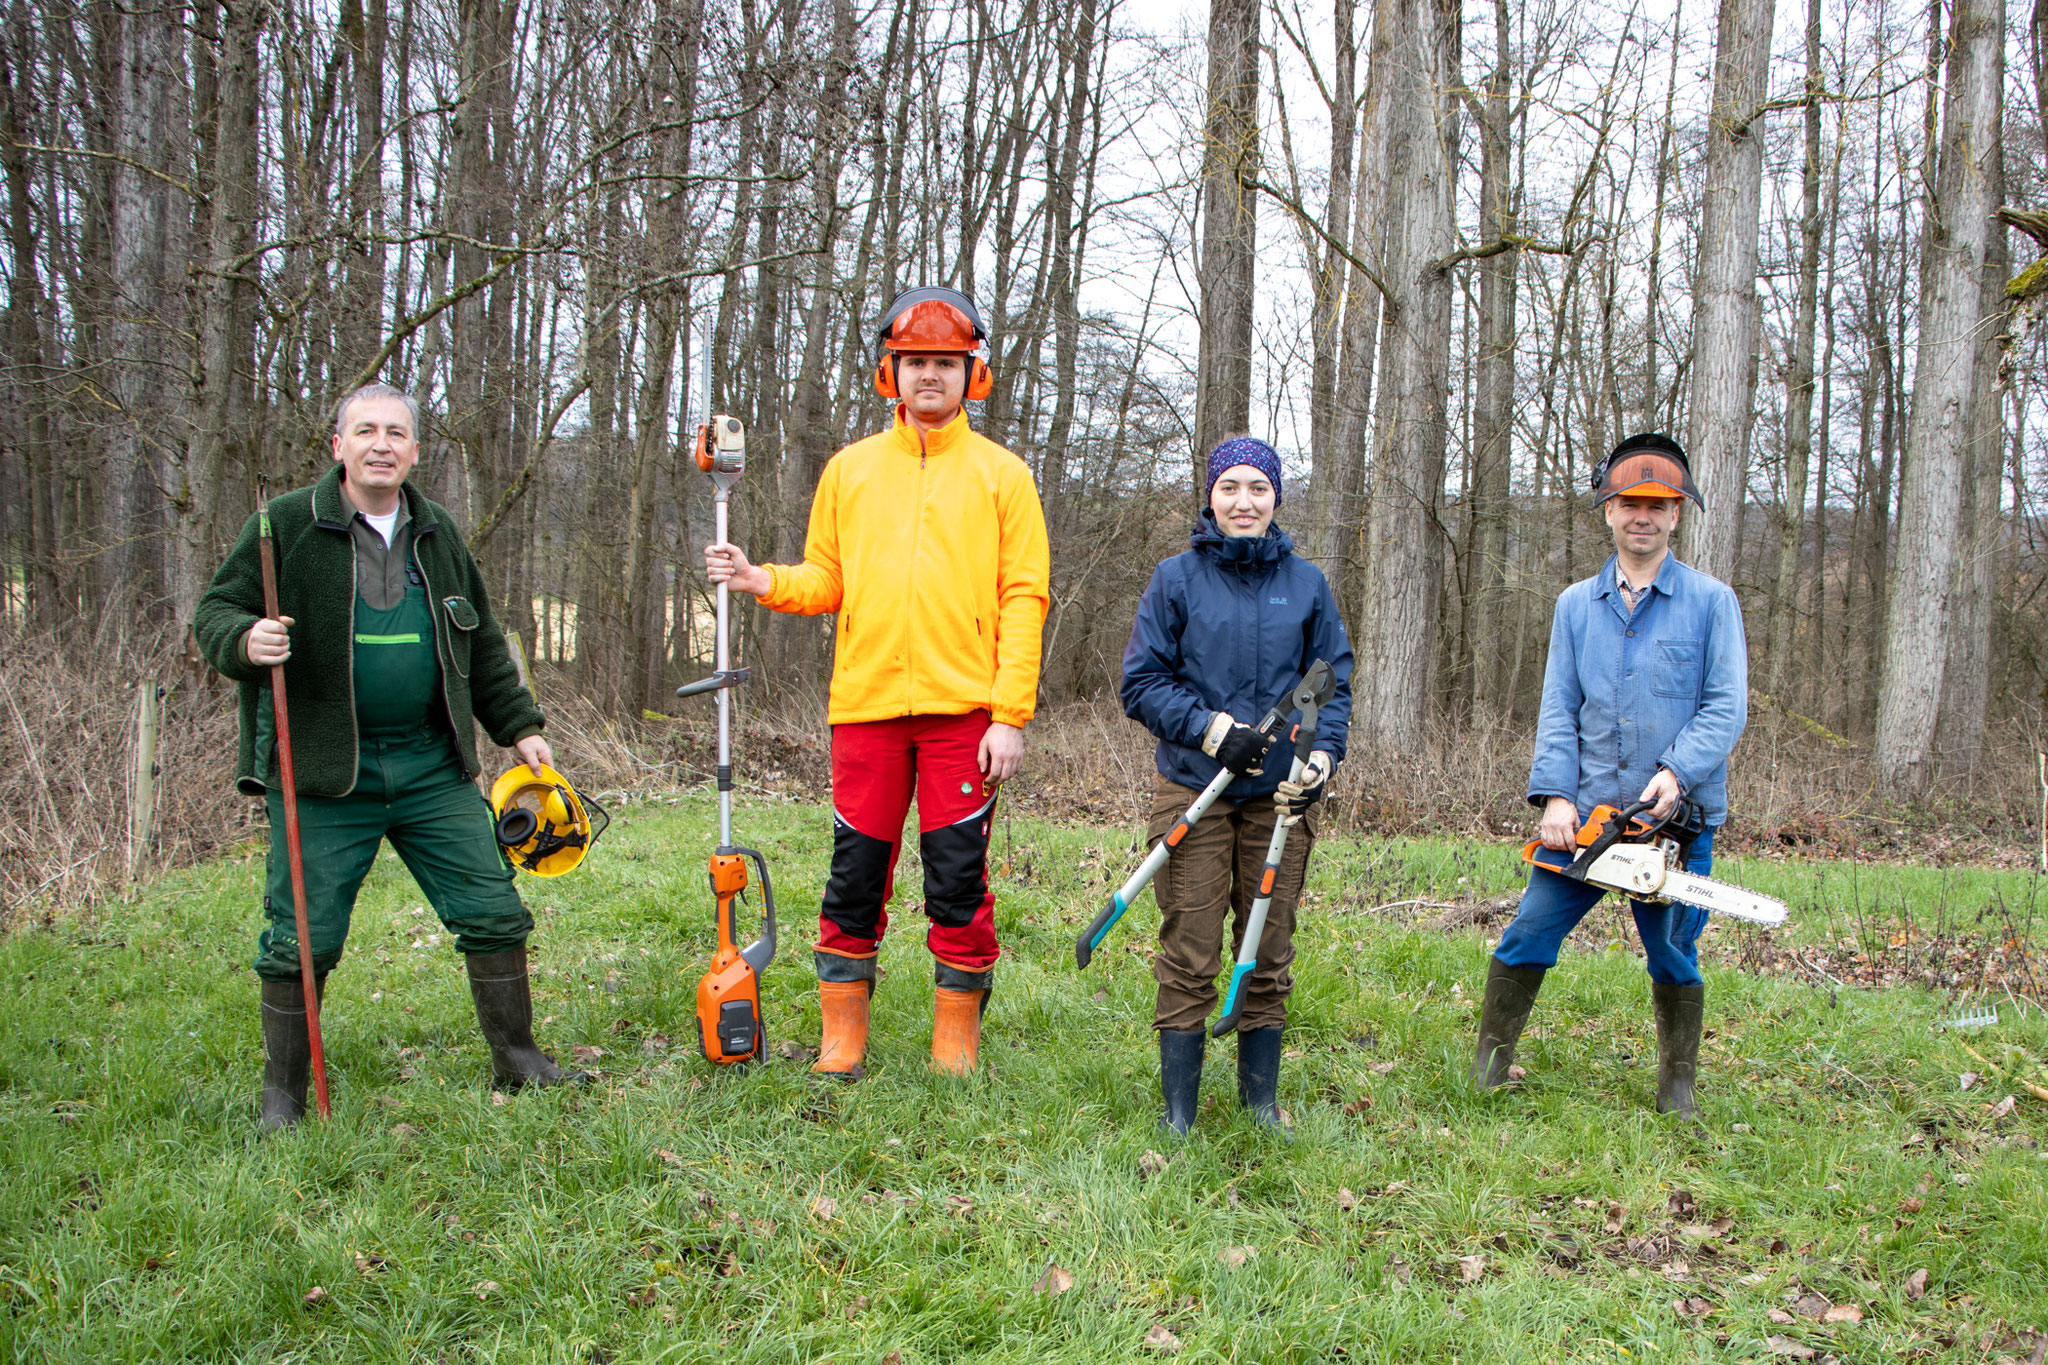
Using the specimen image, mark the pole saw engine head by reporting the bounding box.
[489,763,610,877]
[695,415,745,477]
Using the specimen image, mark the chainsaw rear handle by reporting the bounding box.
[716,844,777,974]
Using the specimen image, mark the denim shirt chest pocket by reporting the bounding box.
[1651,638,1704,699]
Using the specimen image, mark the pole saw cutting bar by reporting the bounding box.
[1211,662,1337,1038]
[1076,660,1336,970]
[257,501,331,1119]
[678,417,777,1065]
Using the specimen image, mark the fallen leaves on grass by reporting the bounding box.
[1458,1255,1486,1283]
[490,1091,510,1106]
[353,1253,387,1277]
[1144,1324,1183,1353]
[1672,1297,1714,1319]
[1823,1304,1863,1324]
[625,1286,656,1307]
[1337,1188,1358,1211]
[1765,1336,1816,1358]
[1343,1095,1374,1115]
[391,1123,422,1140]
[1668,1189,1697,1219]
[1991,1094,2017,1120]
[1506,1064,1527,1081]
[1901,1196,1924,1213]
[1218,1246,1257,1268]
[1904,1267,1929,1300]
[302,1286,328,1306]
[1369,1061,1397,1075]
[1961,1072,1982,1091]
[1033,1264,1075,1294]
[808,1196,837,1222]
[474,1281,500,1300]
[1385,1260,1412,1284]
[1660,1260,1692,1279]
[1138,1150,1169,1179]
[570,1045,604,1063]
[775,1040,813,1062]
[1605,1202,1627,1234]
[1791,1292,1831,1320]
[843,1294,868,1320]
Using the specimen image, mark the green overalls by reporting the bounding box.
[253,533,531,980]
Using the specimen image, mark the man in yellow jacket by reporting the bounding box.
[705,286,1051,1078]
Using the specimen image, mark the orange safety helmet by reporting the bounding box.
[1591,432,1704,509]
[872,286,994,402]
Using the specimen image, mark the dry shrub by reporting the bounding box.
[5,619,2041,923]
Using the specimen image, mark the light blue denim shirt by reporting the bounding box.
[1527,552,1748,827]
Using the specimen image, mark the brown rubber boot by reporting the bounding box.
[1471,955,1546,1090]
[465,947,589,1091]
[1651,980,1705,1122]
[931,960,993,1075]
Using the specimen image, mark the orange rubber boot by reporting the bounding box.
[812,980,872,1079]
[931,987,986,1074]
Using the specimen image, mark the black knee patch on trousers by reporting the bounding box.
[822,813,895,941]
[920,802,993,928]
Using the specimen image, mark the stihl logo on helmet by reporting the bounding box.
[873,286,994,401]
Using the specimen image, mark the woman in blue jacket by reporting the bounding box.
[1120,437,1355,1133]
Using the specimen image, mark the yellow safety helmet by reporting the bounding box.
[489,762,609,877]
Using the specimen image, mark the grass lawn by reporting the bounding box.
[2,794,2045,1363]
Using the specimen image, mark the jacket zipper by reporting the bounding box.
[412,523,464,774]
[908,432,928,712]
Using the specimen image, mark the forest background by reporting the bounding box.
[2,0,2045,911]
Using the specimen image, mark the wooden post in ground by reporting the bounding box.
[129,679,161,882]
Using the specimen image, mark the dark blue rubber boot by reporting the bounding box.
[1236,1025,1285,1132]
[1159,1029,1205,1137]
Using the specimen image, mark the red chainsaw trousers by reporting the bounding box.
[817,711,1001,972]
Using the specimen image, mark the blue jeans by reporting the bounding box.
[1494,829,1715,986]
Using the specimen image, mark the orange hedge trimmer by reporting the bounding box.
[676,416,776,1065]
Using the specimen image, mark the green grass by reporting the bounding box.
[2,797,2045,1363]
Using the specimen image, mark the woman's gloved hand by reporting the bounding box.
[1274,751,1333,824]
[1201,712,1274,775]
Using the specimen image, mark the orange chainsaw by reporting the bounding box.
[1523,798,1786,926]
[677,416,777,1064]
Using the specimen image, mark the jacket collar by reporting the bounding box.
[1190,509,1293,569]
[1595,550,1679,599]
[889,404,972,458]
[312,463,440,534]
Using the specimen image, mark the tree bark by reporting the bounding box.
[1357,0,1459,755]
[1191,0,1260,476]
[1682,0,1776,583]
[1467,0,1516,722]
[1765,0,1825,694]
[1876,0,2004,796]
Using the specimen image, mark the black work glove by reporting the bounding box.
[1200,712,1274,776]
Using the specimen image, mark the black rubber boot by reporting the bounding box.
[1235,1025,1285,1131]
[1158,1029,1205,1137]
[1651,981,1705,1122]
[1472,956,1546,1089]
[260,975,323,1131]
[465,947,589,1091]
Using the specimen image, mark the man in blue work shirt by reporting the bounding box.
[1469,434,1747,1122]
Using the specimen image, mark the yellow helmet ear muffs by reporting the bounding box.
[489,762,610,877]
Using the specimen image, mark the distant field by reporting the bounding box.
[1,797,2043,1362]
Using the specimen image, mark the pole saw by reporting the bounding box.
[257,502,331,1119]
[1522,799,1788,926]
[1211,662,1338,1037]
[1076,660,1336,970]
[676,415,777,1065]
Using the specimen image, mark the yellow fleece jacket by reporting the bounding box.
[761,407,1051,728]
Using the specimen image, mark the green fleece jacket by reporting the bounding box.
[194,465,544,797]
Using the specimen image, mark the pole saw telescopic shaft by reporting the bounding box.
[257,505,330,1119]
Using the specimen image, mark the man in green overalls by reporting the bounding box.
[195,383,584,1129]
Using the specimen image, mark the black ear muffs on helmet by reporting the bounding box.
[873,286,993,402]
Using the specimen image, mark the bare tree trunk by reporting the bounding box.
[339,0,387,374]
[0,8,58,625]
[1932,134,2009,769]
[1682,0,1775,582]
[1467,0,1516,721]
[106,0,186,619]
[1191,0,1259,475]
[1357,0,1458,755]
[1303,0,1358,562]
[1765,0,1825,693]
[1876,0,2004,796]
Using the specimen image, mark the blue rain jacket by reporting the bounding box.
[1528,552,1748,827]
[1120,512,1355,801]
